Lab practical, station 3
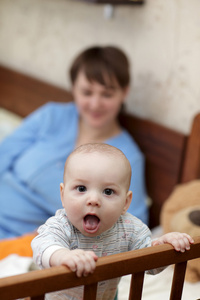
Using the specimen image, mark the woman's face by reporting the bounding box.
[72,71,129,129]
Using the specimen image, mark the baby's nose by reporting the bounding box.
[87,194,101,206]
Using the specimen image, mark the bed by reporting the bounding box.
[0,65,200,300]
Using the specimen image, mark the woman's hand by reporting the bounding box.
[152,232,194,252]
[50,248,98,277]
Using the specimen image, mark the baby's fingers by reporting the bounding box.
[152,232,194,252]
[82,252,97,277]
[178,233,194,252]
[76,251,97,277]
[182,233,194,245]
[65,256,79,273]
[168,232,194,252]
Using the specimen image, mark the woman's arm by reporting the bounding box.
[0,102,55,175]
[128,157,148,224]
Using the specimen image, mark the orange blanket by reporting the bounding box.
[0,233,36,260]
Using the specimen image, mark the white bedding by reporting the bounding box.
[0,254,33,278]
[0,108,22,140]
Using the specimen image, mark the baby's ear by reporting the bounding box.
[60,183,65,207]
[122,191,132,215]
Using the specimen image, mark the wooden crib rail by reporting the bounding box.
[0,236,199,300]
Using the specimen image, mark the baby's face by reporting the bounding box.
[60,152,132,237]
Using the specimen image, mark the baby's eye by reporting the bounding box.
[76,185,86,192]
[103,188,114,196]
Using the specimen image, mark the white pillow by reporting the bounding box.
[0,108,22,141]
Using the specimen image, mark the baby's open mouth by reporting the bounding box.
[83,214,100,233]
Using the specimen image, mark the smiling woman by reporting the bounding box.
[0,45,148,239]
[72,71,129,145]
[70,46,130,146]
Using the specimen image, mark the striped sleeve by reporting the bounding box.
[31,209,72,268]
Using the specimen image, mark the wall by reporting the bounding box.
[0,0,200,133]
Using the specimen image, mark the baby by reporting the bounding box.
[32,143,194,300]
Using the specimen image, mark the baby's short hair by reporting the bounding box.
[73,143,126,157]
[64,143,132,189]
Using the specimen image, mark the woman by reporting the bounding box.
[0,46,148,239]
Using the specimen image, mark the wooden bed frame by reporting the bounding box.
[0,236,199,300]
[0,65,200,300]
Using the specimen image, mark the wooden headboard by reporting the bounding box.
[1,65,200,228]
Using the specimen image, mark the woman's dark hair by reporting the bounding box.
[69,46,130,88]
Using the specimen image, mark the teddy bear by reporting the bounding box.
[160,180,200,282]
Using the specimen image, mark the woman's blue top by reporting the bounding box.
[0,102,148,238]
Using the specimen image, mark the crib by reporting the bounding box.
[0,65,200,299]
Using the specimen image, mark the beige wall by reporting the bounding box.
[0,0,200,133]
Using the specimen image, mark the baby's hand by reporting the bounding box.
[152,232,194,252]
[50,248,98,277]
